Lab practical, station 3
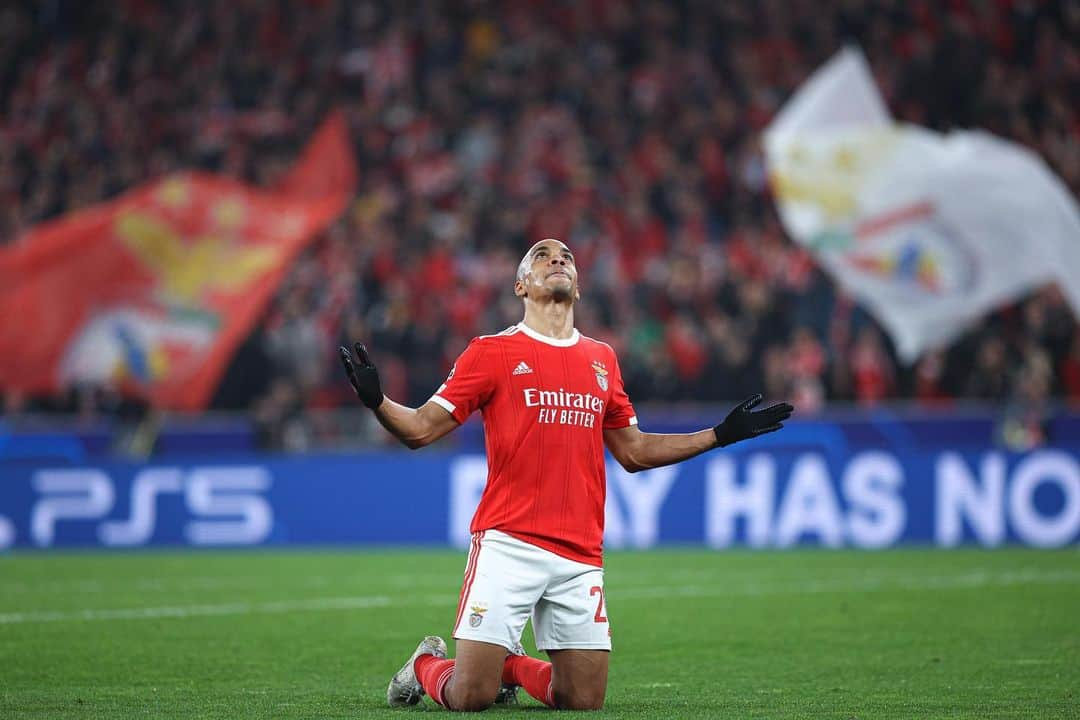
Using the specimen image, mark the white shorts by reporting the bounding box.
[451,530,611,652]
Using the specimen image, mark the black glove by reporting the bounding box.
[339,342,384,409]
[713,393,794,447]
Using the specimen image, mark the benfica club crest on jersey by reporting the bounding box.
[591,361,609,391]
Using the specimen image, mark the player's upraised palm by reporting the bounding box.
[339,342,384,409]
[713,394,793,447]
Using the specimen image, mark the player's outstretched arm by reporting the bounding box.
[339,343,459,449]
[604,394,793,472]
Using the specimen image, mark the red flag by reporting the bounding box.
[273,111,356,200]
[0,112,356,411]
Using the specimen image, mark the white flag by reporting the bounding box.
[764,47,1080,362]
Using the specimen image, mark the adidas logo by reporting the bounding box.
[512,361,533,375]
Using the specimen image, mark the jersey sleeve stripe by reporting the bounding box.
[429,395,457,414]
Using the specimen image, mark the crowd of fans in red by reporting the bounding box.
[2,1,1078,444]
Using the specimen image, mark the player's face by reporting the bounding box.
[516,239,579,302]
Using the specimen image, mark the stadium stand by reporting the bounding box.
[1,1,1077,446]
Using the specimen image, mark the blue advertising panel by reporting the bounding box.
[2,436,1078,551]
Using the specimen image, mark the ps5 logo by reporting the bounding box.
[27,466,273,547]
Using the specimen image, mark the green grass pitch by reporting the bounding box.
[1,549,1077,719]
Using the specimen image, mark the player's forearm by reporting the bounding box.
[624,429,718,471]
[371,397,438,449]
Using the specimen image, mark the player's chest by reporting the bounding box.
[499,349,612,425]
[502,349,610,393]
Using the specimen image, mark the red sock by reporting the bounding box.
[414,654,455,708]
[502,654,554,707]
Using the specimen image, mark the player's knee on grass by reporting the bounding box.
[443,660,502,712]
[446,676,500,712]
[552,686,605,711]
[551,668,606,710]
[446,639,508,711]
[549,649,608,711]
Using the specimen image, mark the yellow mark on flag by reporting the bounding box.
[116,212,281,304]
[156,178,192,208]
[770,172,857,220]
[212,197,247,229]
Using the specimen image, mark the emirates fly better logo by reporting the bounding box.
[523,387,605,428]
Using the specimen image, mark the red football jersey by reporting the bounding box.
[430,322,637,566]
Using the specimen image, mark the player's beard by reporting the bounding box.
[545,272,578,303]
[550,284,574,302]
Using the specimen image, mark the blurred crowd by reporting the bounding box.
[2,0,1078,448]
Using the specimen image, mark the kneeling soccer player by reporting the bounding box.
[341,238,794,710]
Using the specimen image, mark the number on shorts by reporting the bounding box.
[590,585,607,623]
